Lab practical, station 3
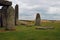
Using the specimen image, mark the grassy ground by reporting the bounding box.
[0,22,60,40]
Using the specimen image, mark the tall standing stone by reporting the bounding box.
[0,9,2,27]
[0,10,1,27]
[15,4,18,25]
[5,6,15,30]
[2,6,8,27]
[35,13,41,26]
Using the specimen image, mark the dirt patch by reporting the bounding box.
[0,30,6,32]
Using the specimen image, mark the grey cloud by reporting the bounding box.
[9,0,60,20]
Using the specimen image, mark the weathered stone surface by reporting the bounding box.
[15,4,18,25]
[0,0,15,31]
[1,6,8,27]
[4,6,15,30]
[35,13,41,26]
[0,0,9,27]
[0,1,12,6]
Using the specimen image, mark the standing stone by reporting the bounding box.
[35,13,41,26]
[1,6,8,27]
[15,4,18,25]
[0,10,1,27]
[5,6,15,30]
[0,9,2,27]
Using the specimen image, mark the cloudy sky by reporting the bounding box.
[8,0,60,20]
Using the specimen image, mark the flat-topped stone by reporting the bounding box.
[0,1,12,6]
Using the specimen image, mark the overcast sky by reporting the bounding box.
[8,0,60,20]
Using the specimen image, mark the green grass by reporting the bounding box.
[0,22,60,40]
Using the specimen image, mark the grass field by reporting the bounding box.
[0,21,60,40]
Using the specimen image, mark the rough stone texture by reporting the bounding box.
[15,4,18,25]
[1,6,8,27]
[0,0,15,31]
[35,13,41,26]
[5,6,15,30]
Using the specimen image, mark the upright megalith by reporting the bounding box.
[5,6,15,30]
[15,4,18,25]
[0,9,2,27]
[35,13,41,26]
[1,6,8,27]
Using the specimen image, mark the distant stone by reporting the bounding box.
[35,13,41,26]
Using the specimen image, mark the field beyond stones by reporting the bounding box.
[0,20,60,40]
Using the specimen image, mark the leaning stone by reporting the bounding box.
[35,13,41,26]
